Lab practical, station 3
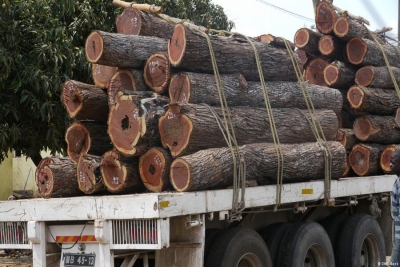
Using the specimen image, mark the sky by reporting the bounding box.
[211,0,398,43]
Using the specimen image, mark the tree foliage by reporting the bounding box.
[0,0,233,165]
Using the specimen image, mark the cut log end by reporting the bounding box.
[170,158,190,192]
[353,117,371,141]
[37,166,54,198]
[396,108,400,127]
[159,106,193,157]
[349,145,370,176]
[65,123,90,163]
[139,148,167,192]
[116,7,142,35]
[108,93,143,155]
[318,35,334,55]
[380,145,395,173]
[92,64,117,88]
[85,31,104,63]
[168,24,186,66]
[346,37,367,65]
[323,64,339,86]
[294,28,310,48]
[347,86,365,109]
[296,49,308,66]
[77,156,99,194]
[336,130,346,147]
[316,1,336,34]
[169,73,191,104]
[333,16,349,37]
[144,53,171,93]
[62,81,83,118]
[101,151,126,192]
[355,66,374,87]
[304,58,329,86]
[108,70,136,106]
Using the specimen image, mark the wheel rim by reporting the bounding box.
[304,244,329,267]
[237,252,263,267]
[360,234,380,267]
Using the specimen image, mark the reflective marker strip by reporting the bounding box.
[55,235,97,243]
[302,189,313,194]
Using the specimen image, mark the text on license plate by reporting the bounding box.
[64,253,96,267]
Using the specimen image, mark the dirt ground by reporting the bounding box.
[0,250,32,267]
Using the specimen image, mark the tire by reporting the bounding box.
[206,228,273,267]
[204,228,223,264]
[260,222,293,267]
[336,214,386,267]
[277,221,335,267]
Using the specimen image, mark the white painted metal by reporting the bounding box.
[31,221,47,267]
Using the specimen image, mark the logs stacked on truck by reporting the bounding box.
[294,0,399,177]
[37,2,352,197]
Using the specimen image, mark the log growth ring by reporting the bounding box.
[294,28,310,48]
[353,117,372,141]
[92,64,117,88]
[169,73,191,104]
[38,166,54,198]
[380,145,395,173]
[346,38,367,65]
[349,145,370,176]
[139,149,166,191]
[323,64,339,86]
[101,151,126,192]
[168,24,186,66]
[65,123,91,163]
[144,53,170,93]
[85,31,104,63]
[333,16,349,37]
[355,66,374,87]
[108,70,136,106]
[116,7,142,35]
[62,81,83,118]
[347,86,364,109]
[77,157,97,193]
[170,158,190,192]
[316,2,336,34]
[319,36,334,55]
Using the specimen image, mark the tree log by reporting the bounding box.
[355,65,400,88]
[349,143,386,176]
[36,158,82,198]
[108,91,169,156]
[333,16,385,44]
[342,153,354,177]
[380,144,400,173]
[100,150,144,193]
[336,128,358,151]
[346,37,400,67]
[92,64,118,88]
[294,28,323,55]
[169,72,343,113]
[85,30,168,68]
[347,85,400,115]
[315,1,338,34]
[170,141,346,192]
[254,34,295,50]
[323,61,357,88]
[77,154,106,194]
[144,53,173,94]
[318,35,347,61]
[62,80,109,122]
[108,69,149,106]
[65,121,113,163]
[396,108,400,128]
[36,157,73,196]
[159,104,339,157]
[353,115,400,144]
[168,24,301,82]
[139,147,173,192]
[304,57,331,86]
[337,110,359,129]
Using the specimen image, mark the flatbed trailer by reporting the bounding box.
[0,175,396,267]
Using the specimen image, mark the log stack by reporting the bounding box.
[294,0,399,177]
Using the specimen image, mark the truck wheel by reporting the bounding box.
[336,214,385,267]
[206,228,272,267]
[277,221,335,267]
[260,222,293,267]
[320,214,349,262]
[204,228,223,263]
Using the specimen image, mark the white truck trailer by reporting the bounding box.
[0,174,396,267]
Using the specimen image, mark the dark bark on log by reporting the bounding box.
[323,61,358,88]
[380,145,400,173]
[318,35,347,61]
[139,147,173,192]
[77,154,106,194]
[353,115,400,144]
[37,158,82,198]
[355,65,400,88]
[85,30,168,69]
[169,72,343,113]
[346,37,400,67]
[294,28,323,55]
[337,110,359,129]
[254,34,295,50]
[108,91,169,156]
[304,57,331,86]
[100,150,144,193]
[333,16,386,44]
[347,85,400,115]
[349,143,386,176]
[108,69,149,106]
[159,104,339,157]
[315,1,338,34]
[62,80,109,122]
[170,141,346,192]
[168,24,301,82]
[336,128,358,151]
[144,53,173,94]
[396,108,400,128]
[65,121,113,163]
[92,64,117,88]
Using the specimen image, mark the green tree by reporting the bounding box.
[0,0,233,165]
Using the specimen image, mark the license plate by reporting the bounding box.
[64,253,96,267]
